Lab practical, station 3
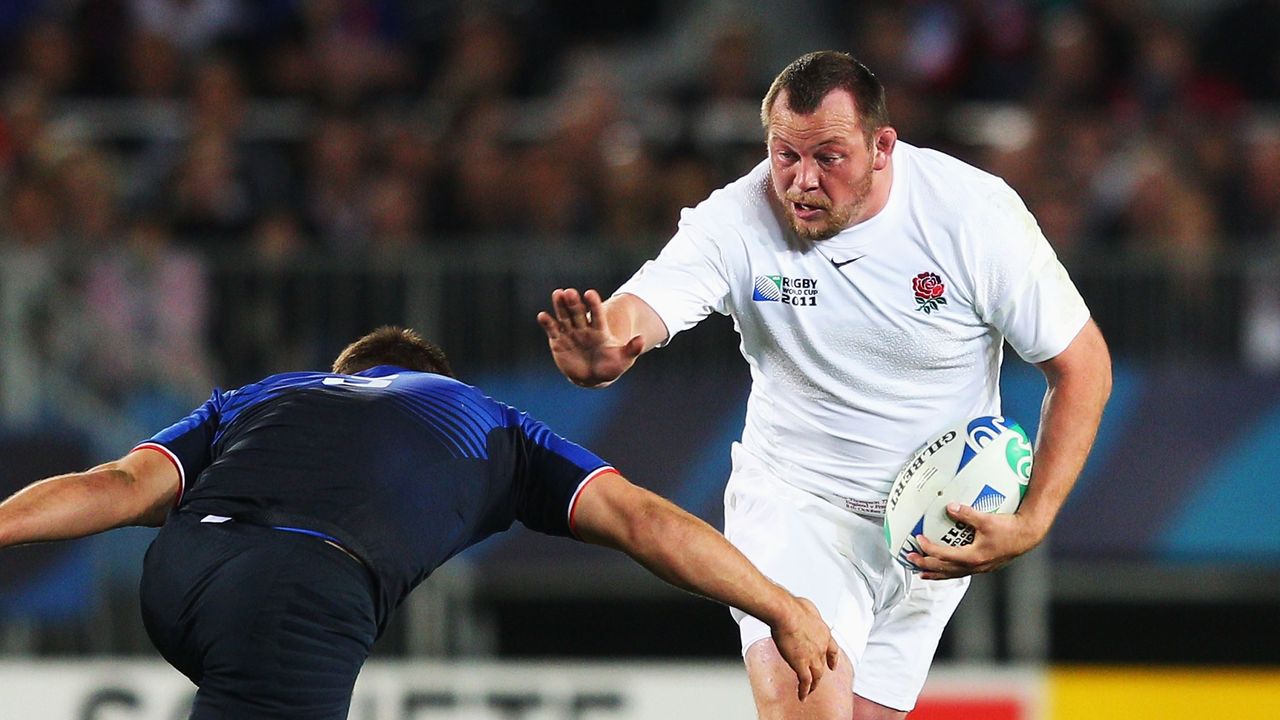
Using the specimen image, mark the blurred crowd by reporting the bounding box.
[1,0,1279,433]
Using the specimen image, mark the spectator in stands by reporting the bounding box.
[209,211,316,386]
[52,148,121,261]
[0,0,1273,374]
[1104,142,1232,354]
[190,55,246,136]
[1031,6,1115,111]
[1117,20,1243,131]
[2,177,61,250]
[0,80,51,179]
[129,0,241,56]
[167,129,254,247]
[366,172,425,259]
[251,207,307,267]
[654,154,715,232]
[434,99,515,236]
[123,31,183,98]
[1202,0,1280,102]
[374,116,438,194]
[300,0,414,108]
[425,8,525,113]
[305,114,371,252]
[76,217,212,423]
[598,136,664,253]
[15,18,78,98]
[518,141,588,243]
[673,21,770,171]
[1240,125,1280,244]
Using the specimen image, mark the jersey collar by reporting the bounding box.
[815,141,911,255]
[356,364,407,378]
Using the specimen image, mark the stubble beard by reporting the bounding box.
[782,168,874,242]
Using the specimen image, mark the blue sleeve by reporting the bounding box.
[134,390,225,495]
[512,410,613,540]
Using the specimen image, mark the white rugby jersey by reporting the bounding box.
[615,142,1090,512]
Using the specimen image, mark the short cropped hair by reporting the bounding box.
[760,51,890,144]
[332,326,455,377]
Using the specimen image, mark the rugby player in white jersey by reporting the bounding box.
[538,51,1111,719]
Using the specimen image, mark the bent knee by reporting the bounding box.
[745,638,854,715]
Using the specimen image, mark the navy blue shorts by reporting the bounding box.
[140,512,378,720]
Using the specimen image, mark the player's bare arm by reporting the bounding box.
[572,470,839,700]
[537,289,668,388]
[912,319,1112,580]
[0,447,180,548]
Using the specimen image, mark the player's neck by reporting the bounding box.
[847,159,893,229]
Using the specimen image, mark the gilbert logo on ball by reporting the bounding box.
[884,416,1032,571]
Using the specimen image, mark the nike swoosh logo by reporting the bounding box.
[830,255,865,269]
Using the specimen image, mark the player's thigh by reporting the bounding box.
[140,512,242,683]
[199,536,376,718]
[745,636,854,719]
[854,575,969,713]
[143,516,378,720]
[723,446,879,667]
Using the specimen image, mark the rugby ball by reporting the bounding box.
[883,416,1033,572]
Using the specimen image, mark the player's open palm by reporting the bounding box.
[771,596,841,701]
[537,288,643,387]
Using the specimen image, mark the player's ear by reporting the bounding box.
[872,127,896,170]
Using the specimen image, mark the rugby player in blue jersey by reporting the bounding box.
[0,326,838,719]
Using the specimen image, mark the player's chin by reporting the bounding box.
[789,217,840,242]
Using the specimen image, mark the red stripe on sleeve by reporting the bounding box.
[567,466,620,539]
[130,443,186,507]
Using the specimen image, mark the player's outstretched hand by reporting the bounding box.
[770,596,841,702]
[536,288,643,388]
[908,504,1046,580]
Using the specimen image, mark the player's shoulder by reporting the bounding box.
[226,370,327,399]
[380,370,511,420]
[900,142,1034,241]
[673,160,786,263]
[209,370,333,418]
[234,367,462,398]
[906,142,1024,210]
[680,160,775,233]
[902,142,1018,207]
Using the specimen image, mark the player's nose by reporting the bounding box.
[793,157,820,191]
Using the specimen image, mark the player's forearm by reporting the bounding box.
[616,495,798,628]
[1021,359,1111,539]
[0,466,154,548]
[575,473,803,626]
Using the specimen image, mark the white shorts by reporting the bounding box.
[723,443,969,711]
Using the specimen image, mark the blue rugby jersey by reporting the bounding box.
[134,365,614,625]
